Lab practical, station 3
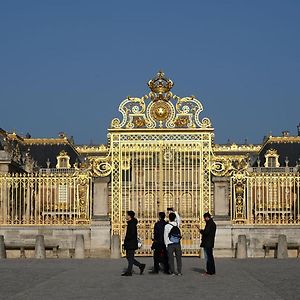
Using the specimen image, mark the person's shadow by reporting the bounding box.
[192,267,206,274]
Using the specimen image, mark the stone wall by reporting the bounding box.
[214,223,300,258]
[0,226,92,258]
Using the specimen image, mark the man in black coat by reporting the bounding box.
[150,212,169,274]
[122,210,146,276]
[198,212,216,275]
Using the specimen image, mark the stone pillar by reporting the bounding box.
[90,176,111,257]
[0,235,6,259]
[212,176,233,257]
[35,235,46,259]
[277,234,288,259]
[236,235,247,259]
[212,176,230,220]
[93,177,110,218]
[111,234,121,259]
[75,234,85,259]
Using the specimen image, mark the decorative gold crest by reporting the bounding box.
[149,100,172,122]
[111,71,212,130]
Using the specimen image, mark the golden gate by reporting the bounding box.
[107,72,214,255]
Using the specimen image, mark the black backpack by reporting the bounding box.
[168,224,182,244]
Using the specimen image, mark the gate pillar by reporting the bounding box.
[213,176,230,221]
[90,176,111,257]
[93,176,110,218]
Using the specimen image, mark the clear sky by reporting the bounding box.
[0,1,299,145]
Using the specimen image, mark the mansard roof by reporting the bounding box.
[0,129,81,169]
[21,140,80,168]
[255,136,300,167]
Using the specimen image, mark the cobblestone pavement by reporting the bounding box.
[0,258,299,300]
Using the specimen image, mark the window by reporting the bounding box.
[267,157,276,168]
[58,185,68,203]
[264,149,280,168]
[56,150,71,169]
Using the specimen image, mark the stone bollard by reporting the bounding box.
[111,234,121,259]
[277,234,288,259]
[0,235,7,259]
[75,234,85,259]
[236,235,247,259]
[35,235,46,259]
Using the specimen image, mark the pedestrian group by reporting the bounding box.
[121,208,216,276]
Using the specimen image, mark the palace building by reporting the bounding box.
[0,72,300,258]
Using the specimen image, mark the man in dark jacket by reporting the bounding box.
[149,212,169,274]
[198,212,216,275]
[122,210,146,276]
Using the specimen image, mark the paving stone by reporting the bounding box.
[0,258,298,300]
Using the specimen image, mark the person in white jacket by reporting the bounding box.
[164,210,182,275]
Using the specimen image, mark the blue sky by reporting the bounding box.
[0,1,299,145]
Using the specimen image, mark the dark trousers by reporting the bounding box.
[126,249,142,273]
[167,243,182,274]
[204,247,215,274]
[153,247,169,273]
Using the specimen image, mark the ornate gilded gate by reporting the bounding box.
[102,72,214,255]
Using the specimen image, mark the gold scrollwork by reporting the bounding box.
[232,172,247,223]
[111,96,148,129]
[88,157,112,177]
[211,156,249,177]
[211,160,230,177]
[94,161,112,177]
[110,71,212,130]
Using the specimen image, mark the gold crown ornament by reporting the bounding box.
[148,71,174,101]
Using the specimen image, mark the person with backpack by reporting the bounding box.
[164,211,182,276]
[121,210,146,276]
[150,212,169,274]
[197,212,216,275]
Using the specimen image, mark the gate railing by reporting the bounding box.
[110,136,213,256]
[0,172,92,225]
[231,172,300,224]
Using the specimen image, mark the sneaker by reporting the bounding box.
[177,273,183,276]
[121,272,132,276]
[139,264,146,275]
[149,270,159,274]
[169,273,176,276]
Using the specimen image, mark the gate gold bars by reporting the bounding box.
[94,72,215,256]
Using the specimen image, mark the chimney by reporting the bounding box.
[282,131,290,137]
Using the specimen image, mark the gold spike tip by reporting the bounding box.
[148,71,174,95]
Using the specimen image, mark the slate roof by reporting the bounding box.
[254,136,300,167]
[21,141,80,168]
[0,128,81,169]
